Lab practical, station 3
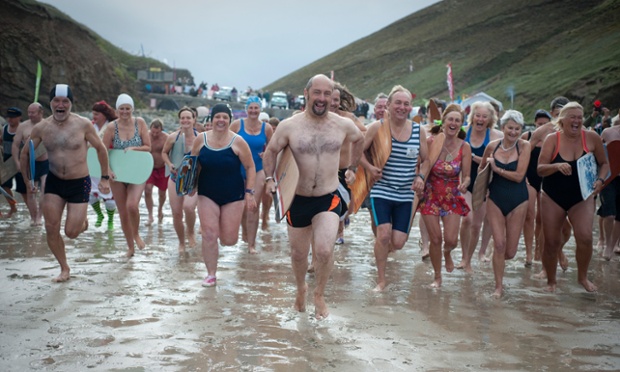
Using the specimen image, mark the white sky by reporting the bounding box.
[38,0,440,90]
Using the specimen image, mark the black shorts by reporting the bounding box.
[44,172,91,203]
[286,192,341,228]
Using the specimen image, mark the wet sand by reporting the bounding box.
[1,199,620,371]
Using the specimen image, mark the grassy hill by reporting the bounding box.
[264,0,620,120]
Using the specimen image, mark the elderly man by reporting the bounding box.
[21,84,110,282]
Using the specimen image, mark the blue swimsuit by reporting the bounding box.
[197,133,244,206]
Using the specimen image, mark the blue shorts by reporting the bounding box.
[370,197,413,234]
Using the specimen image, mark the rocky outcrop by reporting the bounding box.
[0,0,137,113]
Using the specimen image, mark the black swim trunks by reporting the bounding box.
[44,172,91,203]
[286,192,342,228]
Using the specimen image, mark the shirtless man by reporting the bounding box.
[329,82,367,245]
[263,74,364,319]
[144,119,168,225]
[601,115,620,260]
[1,107,22,217]
[21,84,110,282]
[12,103,48,225]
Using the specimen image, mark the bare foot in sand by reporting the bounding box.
[430,276,442,288]
[158,211,164,223]
[52,270,70,283]
[126,248,135,258]
[314,291,329,320]
[421,248,430,261]
[444,250,455,273]
[534,269,547,279]
[188,234,197,248]
[178,244,186,254]
[146,216,154,226]
[579,279,597,292]
[136,236,145,250]
[492,286,503,298]
[248,246,258,254]
[478,253,490,263]
[294,283,308,312]
[373,281,387,292]
[559,252,569,271]
[544,283,556,292]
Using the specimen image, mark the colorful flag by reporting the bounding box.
[446,63,454,102]
[34,60,42,102]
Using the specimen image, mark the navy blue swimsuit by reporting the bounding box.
[488,141,528,216]
[197,133,244,206]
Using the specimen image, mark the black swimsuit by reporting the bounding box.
[488,141,528,216]
[525,132,543,192]
[542,131,589,212]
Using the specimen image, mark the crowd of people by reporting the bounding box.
[1,76,619,319]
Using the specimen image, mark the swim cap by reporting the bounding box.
[50,84,73,103]
[116,93,134,110]
[210,103,232,123]
[245,96,262,109]
[258,112,270,122]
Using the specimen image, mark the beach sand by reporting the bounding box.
[1,199,619,371]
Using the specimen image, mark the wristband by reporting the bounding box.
[264,176,274,183]
[245,188,255,195]
[597,177,605,184]
[417,174,425,181]
[101,175,110,180]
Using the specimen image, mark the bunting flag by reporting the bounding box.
[446,63,454,102]
[34,60,42,102]
[330,70,334,81]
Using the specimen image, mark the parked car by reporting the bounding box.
[293,95,305,110]
[213,86,233,101]
[270,91,289,110]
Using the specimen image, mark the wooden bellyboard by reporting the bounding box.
[29,140,35,189]
[0,144,47,184]
[87,148,154,184]
[472,162,492,211]
[175,155,198,196]
[428,99,441,123]
[272,146,299,222]
[410,132,445,227]
[349,114,393,214]
[602,140,620,188]
[165,133,185,177]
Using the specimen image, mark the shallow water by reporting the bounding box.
[1,198,620,371]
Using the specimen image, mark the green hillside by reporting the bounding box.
[264,0,620,120]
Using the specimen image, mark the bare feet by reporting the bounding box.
[444,250,455,273]
[603,247,612,261]
[430,276,442,288]
[135,236,146,250]
[261,221,268,230]
[455,261,465,270]
[158,211,164,223]
[373,281,387,292]
[52,270,70,283]
[421,248,430,261]
[492,286,503,298]
[478,253,490,263]
[126,248,135,258]
[579,279,597,292]
[559,252,569,271]
[188,234,197,248]
[544,283,556,292]
[248,246,258,254]
[307,264,315,273]
[178,244,186,254]
[314,290,329,320]
[534,269,547,279]
[294,283,308,313]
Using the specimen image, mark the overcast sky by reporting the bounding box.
[38,0,440,90]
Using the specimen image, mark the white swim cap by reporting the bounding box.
[116,93,134,110]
